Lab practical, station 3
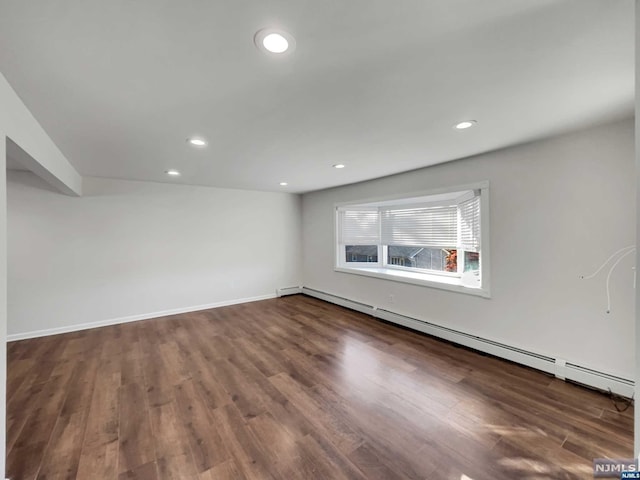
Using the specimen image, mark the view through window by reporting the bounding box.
[336,184,488,295]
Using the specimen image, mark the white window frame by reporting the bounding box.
[334,181,490,298]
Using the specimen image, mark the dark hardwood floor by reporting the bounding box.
[7,295,633,479]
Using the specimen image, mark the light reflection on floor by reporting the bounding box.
[340,339,384,399]
[498,456,592,476]
[336,330,624,480]
[457,456,593,479]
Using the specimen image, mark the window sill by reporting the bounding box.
[334,266,490,298]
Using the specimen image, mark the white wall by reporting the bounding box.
[0,70,80,478]
[303,118,635,380]
[0,134,6,478]
[8,173,302,338]
[634,0,639,455]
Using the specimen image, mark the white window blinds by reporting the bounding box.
[458,194,481,251]
[338,209,380,245]
[339,189,482,250]
[381,205,458,247]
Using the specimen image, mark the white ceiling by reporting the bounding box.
[0,0,634,193]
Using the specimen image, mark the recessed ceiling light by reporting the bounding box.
[254,29,296,55]
[187,137,207,147]
[279,182,288,186]
[333,164,345,169]
[263,33,288,53]
[454,120,477,130]
[166,169,181,176]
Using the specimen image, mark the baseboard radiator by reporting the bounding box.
[276,286,303,297]
[301,287,634,398]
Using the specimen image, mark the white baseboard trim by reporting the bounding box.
[301,287,634,397]
[7,293,277,342]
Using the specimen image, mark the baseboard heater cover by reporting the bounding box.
[300,287,634,397]
[301,287,375,315]
[564,363,634,397]
[276,286,303,297]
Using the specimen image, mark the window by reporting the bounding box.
[335,183,489,297]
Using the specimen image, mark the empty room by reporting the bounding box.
[0,0,637,479]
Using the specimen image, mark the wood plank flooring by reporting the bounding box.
[7,295,633,479]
